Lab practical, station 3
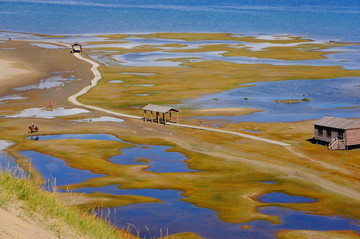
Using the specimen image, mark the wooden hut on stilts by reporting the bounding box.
[142,104,179,125]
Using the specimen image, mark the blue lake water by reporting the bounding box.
[184,77,360,123]
[258,192,317,203]
[0,150,28,177]
[21,134,360,238]
[92,45,360,70]
[19,150,104,189]
[257,206,360,233]
[75,185,359,239]
[0,140,28,177]
[0,0,359,43]
[26,134,195,174]
[109,145,197,173]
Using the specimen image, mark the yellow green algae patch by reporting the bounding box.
[136,33,310,44]
[2,117,360,228]
[168,42,350,61]
[32,33,68,38]
[96,34,130,40]
[20,131,359,224]
[73,192,162,211]
[84,40,130,45]
[58,191,161,210]
[137,32,244,41]
[274,98,310,103]
[79,60,360,119]
[276,230,360,239]
[90,45,164,54]
[235,35,311,44]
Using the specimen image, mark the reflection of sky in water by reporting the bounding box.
[5,107,90,119]
[87,187,270,239]
[109,145,197,173]
[258,192,317,203]
[14,75,76,91]
[0,140,28,177]
[92,48,360,69]
[0,94,27,103]
[73,116,124,123]
[112,51,222,67]
[1,32,359,69]
[21,134,360,238]
[257,206,360,232]
[0,140,17,170]
[32,134,125,142]
[31,43,67,49]
[117,72,155,75]
[184,77,360,123]
[30,134,194,173]
[19,151,104,189]
[87,37,360,69]
[75,185,360,239]
[108,80,123,83]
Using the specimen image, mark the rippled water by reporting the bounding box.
[1,0,359,43]
[184,77,360,123]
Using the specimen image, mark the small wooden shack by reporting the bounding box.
[143,104,179,125]
[72,43,82,53]
[313,116,360,150]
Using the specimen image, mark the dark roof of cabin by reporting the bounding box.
[142,104,179,113]
[314,116,360,130]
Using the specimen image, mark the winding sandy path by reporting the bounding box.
[55,42,359,201]
[55,42,290,147]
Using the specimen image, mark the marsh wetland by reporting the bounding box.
[0,32,359,238]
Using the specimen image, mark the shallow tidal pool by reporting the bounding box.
[17,134,360,238]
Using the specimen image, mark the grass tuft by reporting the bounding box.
[0,169,124,239]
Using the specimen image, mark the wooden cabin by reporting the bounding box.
[143,104,179,125]
[72,43,82,53]
[313,116,360,150]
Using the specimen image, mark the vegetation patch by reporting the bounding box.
[276,230,360,239]
[0,170,122,239]
[274,98,311,103]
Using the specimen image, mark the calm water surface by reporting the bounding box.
[20,134,360,238]
[184,77,360,123]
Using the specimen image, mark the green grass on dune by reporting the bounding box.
[0,170,122,239]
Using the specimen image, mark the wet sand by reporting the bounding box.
[0,59,30,82]
[0,41,94,108]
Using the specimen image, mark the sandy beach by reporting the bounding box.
[0,59,30,81]
[0,41,94,108]
[0,40,97,239]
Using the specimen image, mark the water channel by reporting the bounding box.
[6,134,357,238]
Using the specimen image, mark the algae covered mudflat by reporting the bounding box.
[0,32,359,239]
[80,33,360,123]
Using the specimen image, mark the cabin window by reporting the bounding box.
[317,127,323,136]
[338,131,344,140]
[326,129,331,137]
